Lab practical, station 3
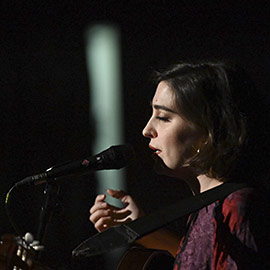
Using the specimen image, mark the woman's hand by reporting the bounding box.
[89,189,180,257]
[89,189,143,232]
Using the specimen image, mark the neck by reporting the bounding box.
[181,172,224,195]
[171,167,224,195]
[196,174,224,193]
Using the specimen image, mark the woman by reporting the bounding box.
[89,62,269,269]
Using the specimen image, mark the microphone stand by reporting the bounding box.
[36,181,60,252]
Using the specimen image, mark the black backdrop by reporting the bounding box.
[1,1,269,269]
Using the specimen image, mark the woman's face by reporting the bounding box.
[142,81,204,177]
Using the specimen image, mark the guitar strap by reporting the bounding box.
[72,182,248,258]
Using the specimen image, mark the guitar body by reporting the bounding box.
[117,247,174,270]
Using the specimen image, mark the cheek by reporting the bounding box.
[170,129,200,161]
[163,135,187,165]
[169,126,193,150]
[177,125,196,143]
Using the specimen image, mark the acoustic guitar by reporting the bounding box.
[0,234,51,270]
[117,247,174,270]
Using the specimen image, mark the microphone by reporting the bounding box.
[15,145,135,187]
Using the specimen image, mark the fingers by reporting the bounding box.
[94,216,111,232]
[91,208,132,232]
[90,206,111,223]
[89,192,132,232]
[90,199,107,215]
[90,204,131,223]
[95,194,106,204]
[112,208,132,220]
[94,216,132,232]
[106,189,127,200]
[91,210,111,232]
[106,189,133,205]
[89,190,140,232]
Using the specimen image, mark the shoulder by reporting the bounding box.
[217,187,255,230]
[213,187,268,269]
[223,187,254,211]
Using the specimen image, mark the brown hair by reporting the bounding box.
[154,61,259,181]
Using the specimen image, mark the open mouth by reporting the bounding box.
[149,144,161,155]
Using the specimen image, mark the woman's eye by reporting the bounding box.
[156,116,170,122]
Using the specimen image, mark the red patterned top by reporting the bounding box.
[173,187,260,269]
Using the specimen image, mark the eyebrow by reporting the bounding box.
[152,103,176,113]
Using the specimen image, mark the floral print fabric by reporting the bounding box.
[173,188,258,270]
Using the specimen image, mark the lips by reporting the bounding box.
[149,144,161,155]
[149,144,166,171]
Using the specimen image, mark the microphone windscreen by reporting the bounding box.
[99,144,135,169]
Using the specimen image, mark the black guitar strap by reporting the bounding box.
[72,182,248,257]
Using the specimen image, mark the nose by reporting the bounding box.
[142,118,157,138]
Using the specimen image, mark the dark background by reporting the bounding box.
[1,1,269,269]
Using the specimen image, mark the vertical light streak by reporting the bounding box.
[85,24,125,207]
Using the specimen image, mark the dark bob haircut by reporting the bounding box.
[154,61,266,182]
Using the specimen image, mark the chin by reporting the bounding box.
[154,160,166,174]
[153,158,176,177]
[154,157,194,179]
[153,156,168,174]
